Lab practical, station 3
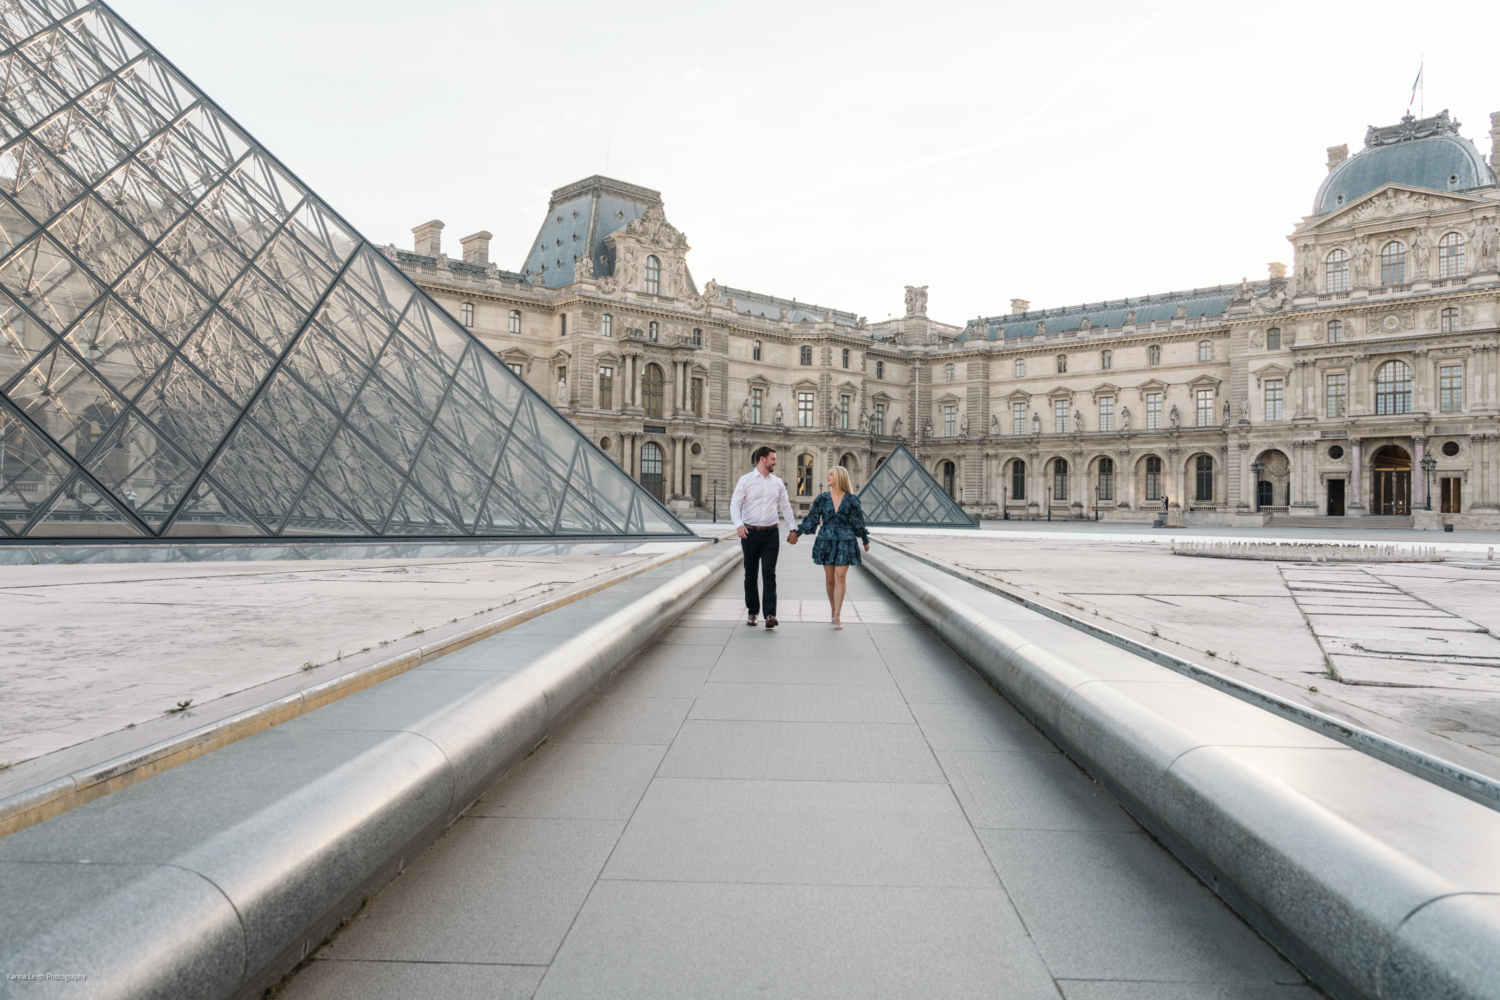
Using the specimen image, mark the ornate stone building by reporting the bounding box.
[390,110,1500,527]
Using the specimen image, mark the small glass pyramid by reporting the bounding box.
[0,2,690,540]
[859,444,975,527]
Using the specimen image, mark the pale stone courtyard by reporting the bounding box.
[883,528,1500,781]
[0,547,684,783]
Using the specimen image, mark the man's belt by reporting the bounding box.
[745,525,778,531]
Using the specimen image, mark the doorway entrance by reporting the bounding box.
[1441,477,1462,514]
[640,442,665,502]
[690,474,702,507]
[1327,479,1345,516]
[1371,445,1411,515]
[1257,481,1274,509]
[941,461,956,498]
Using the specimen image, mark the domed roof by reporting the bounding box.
[1314,111,1495,215]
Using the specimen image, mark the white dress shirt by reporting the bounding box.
[730,468,796,528]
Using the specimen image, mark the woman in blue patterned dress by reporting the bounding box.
[791,466,870,630]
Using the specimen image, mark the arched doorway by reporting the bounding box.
[1254,449,1290,510]
[640,441,665,501]
[641,363,665,418]
[940,460,956,498]
[1372,445,1411,515]
[838,452,860,489]
[1051,458,1068,502]
[1096,457,1115,501]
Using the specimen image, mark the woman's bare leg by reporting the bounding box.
[824,564,837,618]
[832,565,849,626]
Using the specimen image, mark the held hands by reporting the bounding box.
[786,531,798,545]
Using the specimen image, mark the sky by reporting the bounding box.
[114,0,1497,325]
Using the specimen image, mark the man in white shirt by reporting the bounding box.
[730,445,798,628]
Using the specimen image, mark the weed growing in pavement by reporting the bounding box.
[1206,650,1217,658]
[1309,685,1320,693]
[301,661,315,671]
[1323,657,1341,681]
[0,761,12,771]
[1149,626,1160,637]
[166,699,192,714]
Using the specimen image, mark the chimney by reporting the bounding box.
[412,219,444,257]
[1490,112,1500,168]
[1010,298,1030,314]
[459,230,492,265]
[1326,144,1349,172]
[1268,262,1287,279]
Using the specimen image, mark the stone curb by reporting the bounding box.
[0,541,711,839]
[0,541,740,1000]
[864,545,1500,1000]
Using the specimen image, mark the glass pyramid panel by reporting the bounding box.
[859,443,976,527]
[0,0,689,542]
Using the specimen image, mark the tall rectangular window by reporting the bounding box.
[1148,345,1161,365]
[559,313,567,336]
[597,366,613,409]
[1441,307,1458,333]
[1145,456,1162,501]
[1101,350,1112,370]
[1327,319,1342,343]
[1196,388,1214,427]
[838,394,850,429]
[752,387,763,424]
[507,362,524,377]
[1015,358,1025,378]
[752,340,762,361]
[873,403,885,436]
[1146,393,1162,429]
[692,327,702,346]
[1266,328,1281,350]
[508,310,521,334]
[691,377,704,417]
[1198,340,1212,362]
[601,313,612,337]
[1012,401,1026,436]
[1326,373,1347,418]
[1195,455,1214,503]
[1099,396,1114,432]
[876,360,884,379]
[1054,399,1069,434]
[1098,458,1114,501]
[1440,365,1463,413]
[1011,461,1026,501]
[1264,379,1284,421]
[797,390,814,427]
[944,404,956,437]
[842,348,850,368]
[461,302,474,327]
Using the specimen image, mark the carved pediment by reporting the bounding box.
[1090,382,1120,401]
[1045,385,1073,401]
[1135,378,1169,400]
[621,205,688,250]
[1005,388,1031,402]
[1310,183,1481,230]
[1252,363,1290,388]
[1186,373,1221,390]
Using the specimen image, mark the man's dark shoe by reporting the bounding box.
[765,615,778,629]
[747,614,758,626]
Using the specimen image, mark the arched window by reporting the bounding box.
[1195,455,1214,502]
[1015,358,1026,378]
[1055,355,1067,373]
[1441,307,1458,333]
[640,441,664,500]
[800,346,813,366]
[460,302,473,327]
[1438,232,1465,279]
[1266,328,1281,350]
[796,453,814,496]
[752,340,762,361]
[841,348,850,368]
[1375,360,1412,415]
[601,313,612,337]
[1052,458,1068,501]
[1327,319,1342,343]
[1010,459,1025,500]
[1100,350,1112,370]
[1326,248,1349,292]
[648,321,659,342]
[941,460,956,498]
[644,255,660,294]
[1198,340,1212,362]
[1147,344,1161,365]
[1097,457,1114,500]
[1380,241,1407,285]
[642,363,665,418]
[875,359,884,379]
[945,363,955,382]
[1145,456,1163,500]
[508,309,521,334]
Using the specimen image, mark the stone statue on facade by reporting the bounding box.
[959,412,969,437]
[991,414,1000,436]
[1169,404,1180,428]
[774,402,784,426]
[1120,406,1131,430]
[859,408,868,431]
[904,285,929,317]
[1222,400,1231,425]
[1125,310,1136,325]
[778,306,789,322]
[892,416,903,437]
[556,378,568,405]
[1234,277,1254,302]
[574,253,593,279]
[1240,397,1250,423]
[923,417,933,438]
[1412,231,1432,279]
[529,267,546,285]
[1074,409,1084,432]
[1173,304,1187,320]
[1297,244,1317,293]
[1032,412,1041,435]
[1354,242,1374,285]
[740,397,750,423]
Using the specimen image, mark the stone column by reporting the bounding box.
[1348,437,1364,513]
[1413,436,1427,508]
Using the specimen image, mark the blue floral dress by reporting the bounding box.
[797,491,870,566]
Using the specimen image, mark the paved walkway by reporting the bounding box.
[281,553,1314,999]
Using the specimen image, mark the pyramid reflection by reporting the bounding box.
[0,2,689,540]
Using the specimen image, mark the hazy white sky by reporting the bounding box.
[116,0,1496,324]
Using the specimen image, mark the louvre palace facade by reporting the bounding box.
[391,108,1500,527]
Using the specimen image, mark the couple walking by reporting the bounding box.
[730,446,870,630]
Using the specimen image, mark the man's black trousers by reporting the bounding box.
[741,528,779,617]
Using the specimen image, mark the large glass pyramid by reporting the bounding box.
[860,444,975,527]
[0,2,690,541]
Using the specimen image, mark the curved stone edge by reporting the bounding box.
[0,540,713,839]
[864,546,1500,1000]
[0,543,740,1000]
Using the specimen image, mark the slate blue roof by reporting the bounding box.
[957,281,1269,342]
[1314,111,1496,215]
[520,176,661,288]
[721,286,862,328]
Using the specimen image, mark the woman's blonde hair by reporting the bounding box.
[829,465,854,494]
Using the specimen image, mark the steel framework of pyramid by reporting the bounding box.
[858,443,976,527]
[0,2,691,541]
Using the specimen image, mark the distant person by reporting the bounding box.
[792,466,870,630]
[730,446,796,629]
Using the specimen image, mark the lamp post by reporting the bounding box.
[1002,485,1009,520]
[711,478,719,522]
[1094,485,1101,521]
[1046,486,1052,522]
[1420,455,1436,512]
[1250,459,1265,513]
